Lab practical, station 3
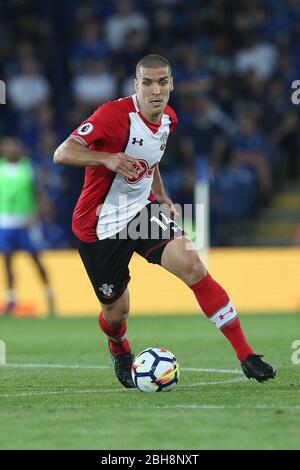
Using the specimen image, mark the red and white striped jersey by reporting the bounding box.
[70,94,177,242]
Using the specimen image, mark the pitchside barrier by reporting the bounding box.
[0,248,299,316]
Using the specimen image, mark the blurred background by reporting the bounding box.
[0,0,300,315]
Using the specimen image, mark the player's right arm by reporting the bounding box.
[54,100,143,179]
[53,139,142,180]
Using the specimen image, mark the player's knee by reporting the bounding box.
[180,258,207,285]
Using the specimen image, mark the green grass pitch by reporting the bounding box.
[0,313,299,450]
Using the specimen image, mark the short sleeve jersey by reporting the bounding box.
[70,94,178,242]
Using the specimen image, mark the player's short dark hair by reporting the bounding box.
[136,54,172,77]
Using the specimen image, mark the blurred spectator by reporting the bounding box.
[7,59,50,111]
[0,137,55,316]
[207,35,233,76]
[71,21,110,70]
[30,200,71,250]
[105,0,149,51]
[35,130,64,204]
[175,48,212,97]
[235,32,278,79]
[150,5,177,50]
[72,57,117,105]
[173,167,196,206]
[230,113,273,198]
[115,29,149,82]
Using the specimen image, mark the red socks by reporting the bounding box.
[98,274,253,362]
[190,274,254,362]
[220,318,254,362]
[98,311,131,355]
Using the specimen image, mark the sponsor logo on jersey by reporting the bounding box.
[132,137,143,146]
[125,159,156,184]
[77,123,94,135]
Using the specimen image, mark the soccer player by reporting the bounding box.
[0,137,55,316]
[54,54,276,387]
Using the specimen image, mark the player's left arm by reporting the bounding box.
[151,165,178,220]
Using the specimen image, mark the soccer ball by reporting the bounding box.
[131,347,179,392]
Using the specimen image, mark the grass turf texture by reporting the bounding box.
[0,313,299,450]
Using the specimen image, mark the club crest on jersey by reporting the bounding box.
[160,132,168,151]
[77,123,94,135]
[99,283,115,298]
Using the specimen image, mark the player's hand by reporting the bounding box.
[104,153,143,179]
[156,195,179,221]
[168,202,179,221]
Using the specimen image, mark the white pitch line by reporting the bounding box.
[1,388,299,411]
[0,363,247,398]
[180,377,246,387]
[0,378,247,398]
[0,389,124,398]
[3,363,243,374]
[4,363,110,370]
[183,367,243,375]
[155,404,300,410]
[0,365,294,407]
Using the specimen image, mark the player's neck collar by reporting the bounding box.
[132,94,140,112]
